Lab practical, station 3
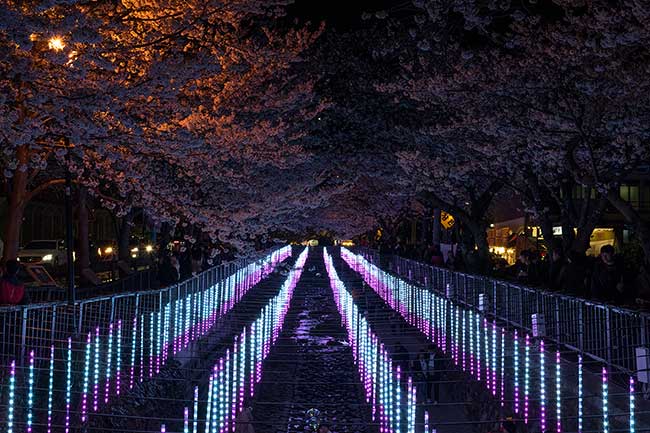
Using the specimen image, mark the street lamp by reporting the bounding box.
[48,36,65,51]
[45,34,76,304]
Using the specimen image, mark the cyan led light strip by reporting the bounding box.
[27,350,35,433]
[513,329,519,414]
[81,332,91,422]
[205,368,213,433]
[196,248,307,433]
[105,322,114,404]
[342,248,576,429]
[93,327,100,412]
[500,328,505,407]
[424,410,429,433]
[47,344,55,433]
[193,385,199,433]
[325,248,415,433]
[149,312,155,378]
[65,337,72,433]
[130,316,138,389]
[578,355,583,433]
[116,320,122,395]
[139,313,145,383]
[4,247,291,432]
[484,318,490,391]
[7,360,15,433]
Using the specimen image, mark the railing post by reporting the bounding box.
[578,302,584,352]
[554,297,560,342]
[20,308,28,365]
[110,296,116,324]
[605,307,612,364]
[492,280,497,318]
[519,289,524,327]
[51,306,57,345]
[504,284,510,324]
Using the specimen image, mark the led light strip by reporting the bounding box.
[47,344,55,433]
[342,248,582,430]
[556,350,561,433]
[602,367,609,433]
[7,360,15,433]
[199,247,307,432]
[27,349,35,433]
[65,337,72,433]
[524,334,530,425]
[630,376,635,433]
[540,339,546,433]
[578,355,583,433]
[325,248,415,433]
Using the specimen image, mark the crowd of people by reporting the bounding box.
[0,259,26,304]
[0,241,232,305]
[157,244,233,288]
[370,239,650,307]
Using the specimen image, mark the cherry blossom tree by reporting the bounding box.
[373,0,650,261]
[1,0,324,260]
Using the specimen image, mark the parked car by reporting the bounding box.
[92,240,118,263]
[18,240,68,270]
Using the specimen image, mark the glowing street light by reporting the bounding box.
[48,36,65,51]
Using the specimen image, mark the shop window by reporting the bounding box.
[620,184,640,209]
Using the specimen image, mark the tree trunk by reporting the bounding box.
[77,187,91,271]
[608,190,650,264]
[117,211,134,263]
[432,208,441,246]
[467,220,491,274]
[3,201,25,261]
[2,146,29,261]
[538,213,556,253]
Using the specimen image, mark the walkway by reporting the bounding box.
[253,247,371,432]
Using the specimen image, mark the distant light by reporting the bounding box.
[48,36,65,51]
[317,117,322,121]
[489,223,495,228]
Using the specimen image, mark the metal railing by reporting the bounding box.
[24,269,154,303]
[355,248,650,375]
[0,248,286,370]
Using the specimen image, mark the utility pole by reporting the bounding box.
[64,142,76,304]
